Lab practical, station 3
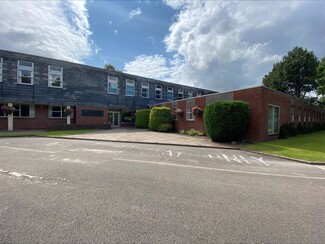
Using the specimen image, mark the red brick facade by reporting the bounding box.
[161,86,325,142]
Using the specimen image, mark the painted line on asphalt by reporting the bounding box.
[0,145,54,154]
[113,158,325,180]
[316,166,325,172]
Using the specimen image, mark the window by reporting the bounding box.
[268,105,280,135]
[18,60,34,85]
[298,107,301,123]
[155,85,162,100]
[126,79,135,96]
[48,65,63,88]
[0,104,34,118]
[141,82,149,98]
[186,99,194,121]
[186,91,193,98]
[167,87,174,101]
[304,109,306,122]
[108,76,118,94]
[48,106,73,118]
[196,91,202,97]
[0,58,2,82]
[178,89,184,100]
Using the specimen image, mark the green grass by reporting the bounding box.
[0,130,98,137]
[241,130,325,162]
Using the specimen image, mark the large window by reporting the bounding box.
[0,58,2,82]
[48,65,63,88]
[155,85,162,100]
[0,104,34,118]
[18,60,34,85]
[167,87,174,101]
[291,106,295,123]
[178,89,184,100]
[172,101,178,120]
[298,107,301,123]
[48,106,73,118]
[186,99,194,121]
[186,91,193,98]
[126,79,135,96]
[196,91,202,97]
[268,105,280,135]
[141,82,149,98]
[108,76,118,94]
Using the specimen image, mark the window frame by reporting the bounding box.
[0,58,2,82]
[268,105,280,135]
[108,76,118,95]
[186,99,194,121]
[48,65,63,88]
[186,91,193,98]
[48,105,74,119]
[0,104,34,118]
[125,79,135,97]
[141,82,149,98]
[155,84,162,100]
[178,89,184,100]
[17,60,34,85]
[167,87,174,101]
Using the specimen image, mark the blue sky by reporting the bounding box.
[0,0,325,92]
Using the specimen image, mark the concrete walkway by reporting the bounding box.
[65,128,238,149]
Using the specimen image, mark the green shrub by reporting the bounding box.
[158,123,173,132]
[204,100,249,142]
[135,109,151,128]
[279,123,290,139]
[186,128,204,136]
[149,107,173,132]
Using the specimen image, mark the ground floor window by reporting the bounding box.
[268,105,280,135]
[49,106,73,118]
[186,99,194,121]
[0,104,34,117]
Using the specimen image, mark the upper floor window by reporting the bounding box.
[126,79,135,96]
[196,91,202,97]
[167,87,174,101]
[155,85,162,100]
[0,58,2,82]
[108,76,118,94]
[186,91,193,98]
[18,60,34,85]
[268,105,280,135]
[141,82,149,98]
[48,65,63,88]
[178,89,184,100]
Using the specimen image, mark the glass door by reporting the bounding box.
[108,111,120,127]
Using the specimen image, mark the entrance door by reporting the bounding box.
[108,111,120,127]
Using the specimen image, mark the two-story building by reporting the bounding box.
[0,49,215,130]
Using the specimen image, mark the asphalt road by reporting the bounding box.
[0,137,324,243]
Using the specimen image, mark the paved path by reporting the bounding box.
[65,128,236,149]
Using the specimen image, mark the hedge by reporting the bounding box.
[204,100,249,142]
[149,107,173,132]
[135,109,151,128]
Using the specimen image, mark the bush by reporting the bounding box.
[158,123,173,132]
[135,109,151,128]
[149,107,173,132]
[279,123,290,139]
[204,100,249,142]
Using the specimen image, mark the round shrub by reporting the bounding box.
[135,109,151,128]
[204,100,249,142]
[149,107,173,132]
[158,123,173,132]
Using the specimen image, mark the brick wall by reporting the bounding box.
[75,106,108,125]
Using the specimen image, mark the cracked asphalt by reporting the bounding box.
[0,137,325,243]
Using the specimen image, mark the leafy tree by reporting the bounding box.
[316,57,325,96]
[104,64,119,71]
[263,47,319,98]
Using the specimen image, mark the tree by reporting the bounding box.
[316,57,325,96]
[263,47,319,98]
[104,63,118,71]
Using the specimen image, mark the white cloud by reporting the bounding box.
[126,0,325,92]
[0,0,92,63]
[129,7,142,20]
[114,30,118,34]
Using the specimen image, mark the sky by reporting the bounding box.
[0,0,324,92]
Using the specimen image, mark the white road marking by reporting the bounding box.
[177,152,182,157]
[231,155,242,164]
[113,158,325,180]
[216,155,222,159]
[0,146,54,154]
[316,166,325,171]
[208,154,213,158]
[167,150,173,157]
[250,156,270,166]
[83,148,122,154]
[62,158,90,164]
[240,156,251,164]
[222,154,230,162]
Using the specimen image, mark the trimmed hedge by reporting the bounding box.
[280,121,325,139]
[204,100,249,142]
[149,107,173,132]
[135,109,151,128]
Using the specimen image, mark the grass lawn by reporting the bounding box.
[241,130,325,162]
[0,130,98,137]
